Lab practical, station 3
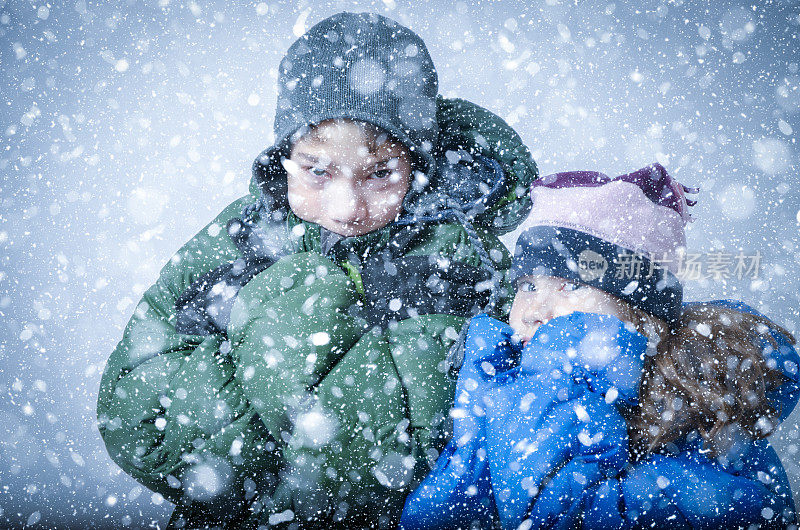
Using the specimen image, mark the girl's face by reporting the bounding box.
[282,119,413,237]
[508,275,636,345]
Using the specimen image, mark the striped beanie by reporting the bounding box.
[509,163,699,325]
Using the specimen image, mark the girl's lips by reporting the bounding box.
[518,320,543,345]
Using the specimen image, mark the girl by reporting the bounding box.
[97,11,538,530]
[401,164,799,529]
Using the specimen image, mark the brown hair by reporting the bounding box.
[626,303,795,460]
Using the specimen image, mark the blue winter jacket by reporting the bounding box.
[400,300,799,530]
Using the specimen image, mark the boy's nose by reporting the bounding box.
[326,181,367,223]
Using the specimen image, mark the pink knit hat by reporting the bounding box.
[509,163,698,325]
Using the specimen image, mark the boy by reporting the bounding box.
[97,11,538,529]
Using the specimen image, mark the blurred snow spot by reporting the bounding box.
[311,332,330,346]
[557,24,571,42]
[657,475,671,489]
[752,138,792,175]
[776,76,800,114]
[13,42,26,60]
[520,392,535,412]
[294,408,337,449]
[71,452,85,466]
[255,2,269,16]
[778,119,793,136]
[694,323,712,337]
[372,452,414,489]
[128,486,142,501]
[291,223,306,237]
[230,438,243,457]
[206,223,221,237]
[578,329,621,370]
[292,9,311,37]
[573,403,590,422]
[718,184,756,220]
[269,510,295,525]
[183,458,232,501]
[247,93,260,106]
[115,59,129,72]
[621,281,638,295]
[719,7,756,42]
[577,430,593,446]
[480,361,496,377]
[349,58,386,96]
[27,511,41,526]
[19,325,34,341]
[127,186,170,224]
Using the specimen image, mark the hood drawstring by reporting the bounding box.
[438,202,502,380]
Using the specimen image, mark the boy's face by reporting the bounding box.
[508,275,634,345]
[282,119,413,237]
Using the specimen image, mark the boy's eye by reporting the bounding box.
[518,281,535,292]
[308,167,328,178]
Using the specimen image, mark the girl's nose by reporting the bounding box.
[528,286,568,324]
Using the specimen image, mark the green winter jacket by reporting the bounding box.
[97,96,537,529]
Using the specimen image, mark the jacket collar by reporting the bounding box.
[287,211,395,265]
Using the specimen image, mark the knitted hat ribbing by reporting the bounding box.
[273,11,439,173]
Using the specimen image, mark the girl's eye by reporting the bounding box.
[371,168,393,180]
[562,281,582,291]
[308,167,328,178]
[518,281,535,292]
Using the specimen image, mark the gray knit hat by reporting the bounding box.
[272,11,439,173]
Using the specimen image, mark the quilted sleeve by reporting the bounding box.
[97,194,279,525]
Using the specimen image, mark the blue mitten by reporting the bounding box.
[400,314,516,530]
[482,312,648,528]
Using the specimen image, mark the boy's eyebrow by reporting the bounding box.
[294,152,329,164]
[293,152,400,166]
